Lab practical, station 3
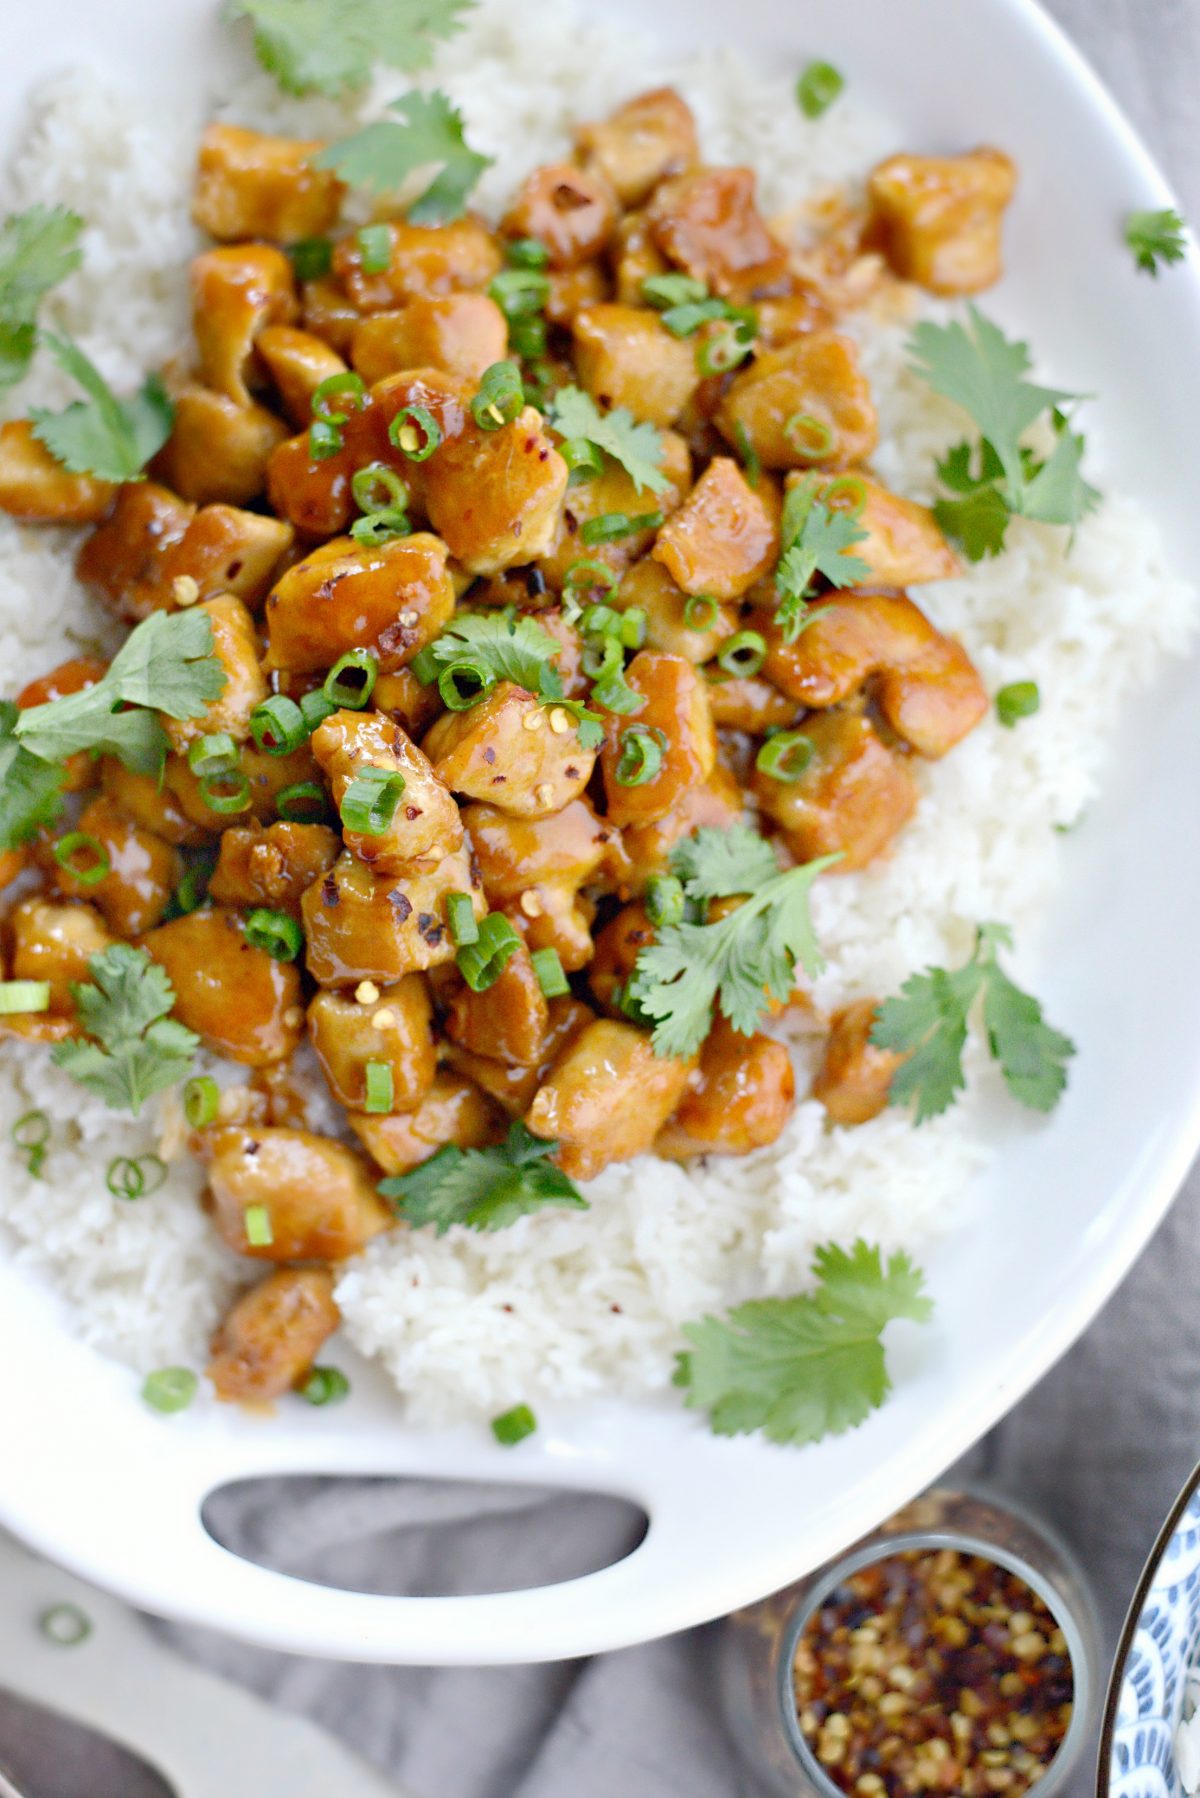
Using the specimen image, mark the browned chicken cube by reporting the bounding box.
[101,758,207,846]
[51,795,181,937]
[162,593,268,753]
[349,1069,506,1174]
[164,505,294,615]
[616,556,735,663]
[3,898,114,1040]
[191,244,297,407]
[208,1267,340,1404]
[867,148,1017,295]
[0,848,28,894]
[308,975,436,1111]
[141,907,303,1065]
[311,709,462,874]
[256,325,348,426]
[653,457,777,600]
[655,1017,795,1157]
[425,683,596,818]
[589,901,656,1016]
[203,1125,391,1260]
[420,405,569,577]
[445,996,595,1116]
[17,655,111,793]
[705,671,800,733]
[374,665,444,738]
[620,761,743,888]
[193,124,343,244]
[525,1018,695,1180]
[208,821,340,913]
[444,941,551,1067]
[538,433,691,591]
[265,532,455,675]
[78,485,291,620]
[351,294,509,385]
[648,167,791,302]
[715,333,878,470]
[544,262,610,327]
[812,997,905,1125]
[612,210,670,305]
[0,420,115,523]
[333,217,502,312]
[752,709,918,872]
[755,291,834,349]
[462,796,622,971]
[155,382,289,507]
[572,304,700,427]
[803,472,960,586]
[503,164,618,268]
[302,275,363,354]
[599,651,717,828]
[301,846,482,985]
[576,87,699,208]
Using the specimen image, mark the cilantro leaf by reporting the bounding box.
[549,386,670,495]
[871,921,1075,1121]
[674,1239,933,1446]
[1125,207,1187,277]
[0,700,65,852]
[30,333,174,482]
[225,0,474,97]
[379,1120,588,1232]
[774,476,870,639]
[0,205,83,389]
[1020,416,1101,527]
[671,822,781,901]
[51,944,199,1114]
[313,90,492,225]
[15,609,226,775]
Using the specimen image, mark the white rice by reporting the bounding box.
[0,0,1194,1412]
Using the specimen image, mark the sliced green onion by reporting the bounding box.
[187,732,239,777]
[732,419,761,489]
[718,630,767,677]
[615,724,667,786]
[590,637,645,715]
[200,769,252,815]
[308,417,344,461]
[471,360,524,431]
[562,438,605,484]
[106,1154,167,1201]
[11,1108,50,1178]
[683,593,720,631]
[0,981,50,1014]
[351,462,410,515]
[491,1403,537,1446]
[356,223,392,273]
[288,237,332,281]
[172,846,217,916]
[364,1060,394,1114]
[641,273,710,309]
[311,370,366,422]
[698,323,754,375]
[183,1075,220,1128]
[244,1204,274,1246]
[645,874,685,928]
[40,1603,91,1647]
[350,507,410,547]
[581,603,646,652]
[510,313,548,361]
[245,907,303,961]
[276,781,330,823]
[250,695,307,756]
[142,1367,197,1414]
[506,236,550,269]
[784,412,835,459]
[438,663,494,711]
[389,405,442,461]
[341,765,406,835]
[456,912,521,992]
[300,689,336,733]
[822,474,868,518]
[996,680,1041,728]
[53,831,110,887]
[661,297,729,338]
[323,650,378,710]
[531,946,569,997]
[564,558,619,609]
[797,59,845,119]
[446,891,479,947]
[300,1365,350,1406]
[488,268,550,318]
[581,510,664,546]
[756,729,814,782]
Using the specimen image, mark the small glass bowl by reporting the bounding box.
[715,1486,1102,1798]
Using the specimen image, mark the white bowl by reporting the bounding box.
[2,0,1200,1666]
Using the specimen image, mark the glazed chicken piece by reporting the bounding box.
[419,401,569,577]
[192,124,343,244]
[705,671,801,733]
[445,995,595,1116]
[761,591,988,759]
[0,420,115,523]
[589,901,656,1016]
[155,381,289,507]
[351,294,509,385]
[647,166,791,302]
[616,557,736,663]
[164,739,321,830]
[503,164,618,268]
[802,473,960,587]
[611,210,670,305]
[373,665,444,738]
[572,304,700,428]
[333,216,502,312]
[1,897,114,1041]
[51,795,181,937]
[208,821,340,913]
[77,483,292,620]
[425,683,597,818]
[265,532,455,675]
[208,1267,340,1405]
[811,998,905,1125]
[190,244,297,406]
[751,708,918,872]
[141,907,303,1065]
[202,1125,391,1260]
[538,432,691,590]
[443,941,550,1067]
[576,87,699,208]
[715,333,878,470]
[620,761,743,888]
[311,709,462,874]
[462,796,623,971]
[655,1017,796,1157]
[544,262,610,327]
[755,291,834,349]
[0,849,28,894]
[525,1018,695,1180]
[162,593,268,753]
[349,1068,506,1174]
[599,651,717,829]
[101,758,208,846]
[17,656,110,793]
[256,325,348,427]
[301,845,483,985]
[653,457,778,600]
[308,974,437,1111]
[301,275,363,356]
[867,148,1017,295]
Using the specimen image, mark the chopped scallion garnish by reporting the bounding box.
[300,1365,350,1406]
[756,729,814,782]
[244,907,304,961]
[446,891,479,947]
[244,1203,274,1246]
[364,1059,394,1113]
[105,1154,167,1201]
[614,723,667,787]
[531,946,569,997]
[183,1075,220,1128]
[340,765,406,835]
[718,630,767,677]
[39,1603,92,1647]
[323,650,378,711]
[996,680,1041,728]
[456,913,520,992]
[53,830,110,887]
[250,694,307,756]
[142,1366,198,1415]
[471,360,524,431]
[0,980,51,1015]
[389,405,442,460]
[11,1108,50,1178]
[491,1403,537,1446]
[796,59,845,119]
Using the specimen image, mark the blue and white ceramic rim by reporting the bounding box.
[776,1526,1096,1798]
[1101,1462,1200,1797]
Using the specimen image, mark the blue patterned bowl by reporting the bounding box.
[1102,1465,1200,1795]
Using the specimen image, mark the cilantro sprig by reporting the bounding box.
[30,333,174,483]
[870,922,1075,1122]
[225,0,474,97]
[416,611,603,747]
[52,945,200,1114]
[14,609,226,775]
[379,1120,587,1231]
[675,1240,933,1446]
[0,700,66,853]
[628,824,837,1058]
[774,477,870,640]
[1125,207,1188,277]
[314,90,492,225]
[909,306,1100,562]
[0,206,82,389]
[549,387,670,495]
